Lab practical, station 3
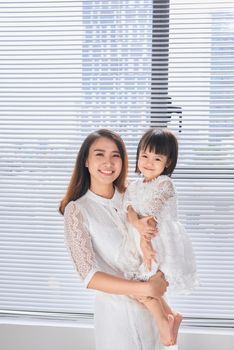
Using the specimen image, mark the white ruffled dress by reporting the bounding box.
[119,175,198,295]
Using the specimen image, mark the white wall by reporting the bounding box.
[0,321,234,350]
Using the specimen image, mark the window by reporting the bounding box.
[0,0,233,328]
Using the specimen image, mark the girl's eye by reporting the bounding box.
[96,153,104,156]
[142,154,147,158]
[113,154,120,158]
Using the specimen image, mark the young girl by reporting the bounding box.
[118,128,198,346]
[59,129,168,350]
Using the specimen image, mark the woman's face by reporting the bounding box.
[85,137,123,190]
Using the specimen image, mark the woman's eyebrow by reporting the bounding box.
[93,148,120,153]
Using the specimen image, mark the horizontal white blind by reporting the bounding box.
[167,0,234,327]
[0,0,233,329]
[0,0,153,316]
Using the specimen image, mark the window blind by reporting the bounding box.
[0,0,233,329]
[0,0,153,317]
[166,0,234,327]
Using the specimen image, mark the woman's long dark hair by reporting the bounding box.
[135,128,178,176]
[59,129,128,215]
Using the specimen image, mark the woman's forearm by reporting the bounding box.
[88,271,149,296]
[87,271,167,298]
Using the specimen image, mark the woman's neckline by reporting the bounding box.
[86,187,120,206]
[89,186,115,199]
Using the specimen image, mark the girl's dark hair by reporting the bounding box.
[59,129,128,215]
[135,128,178,176]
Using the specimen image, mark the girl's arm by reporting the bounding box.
[127,178,175,269]
[127,205,157,241]
[88,270,168,298]
[149,177,175,217]
[140,237,157,271]
[127,205,157,271]
[125,183,157,241]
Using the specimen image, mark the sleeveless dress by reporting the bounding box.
[64,189,173,350]
[118,175,198,295]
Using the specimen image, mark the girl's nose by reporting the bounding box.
[146,159,153,166]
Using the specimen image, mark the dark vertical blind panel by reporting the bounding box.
[151,0,182,130]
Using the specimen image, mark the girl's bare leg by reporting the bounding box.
[159,297,183,344]
[140,297,174,346]
[172,312,183,344]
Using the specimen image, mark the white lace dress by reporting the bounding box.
[64,189,167,350]
[120,175,198,295]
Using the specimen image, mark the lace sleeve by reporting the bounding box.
[64,201,100,287]
[149,177,176,218]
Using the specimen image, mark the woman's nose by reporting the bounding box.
[103,156,113,165]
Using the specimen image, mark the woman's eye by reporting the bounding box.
[96,153,104,156]
[113,154,120,158]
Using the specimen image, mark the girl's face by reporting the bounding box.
[85,137,123,190]
[138,147,169,182]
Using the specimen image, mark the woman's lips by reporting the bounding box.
[99,170,114,175]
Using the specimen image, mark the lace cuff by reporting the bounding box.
[64,201,100,288]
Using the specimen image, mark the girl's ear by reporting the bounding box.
[166,159,171,168]
[85,160,88,167]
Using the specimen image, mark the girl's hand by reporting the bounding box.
[134,216,158,241]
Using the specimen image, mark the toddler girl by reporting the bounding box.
[118,128,198,346]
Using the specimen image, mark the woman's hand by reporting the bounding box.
[148,271,168,298]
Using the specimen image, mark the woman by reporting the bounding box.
[59,129,168,350]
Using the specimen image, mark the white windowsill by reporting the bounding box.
[1,315,233,335]
[1,317,234,350]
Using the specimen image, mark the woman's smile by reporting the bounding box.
[99,169,115,176]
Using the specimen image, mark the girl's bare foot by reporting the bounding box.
[159,314,174,346]
[172,312,183,344]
